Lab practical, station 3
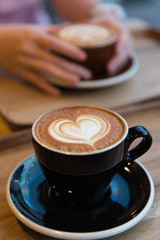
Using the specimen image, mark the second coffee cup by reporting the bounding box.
[55,23,118,78]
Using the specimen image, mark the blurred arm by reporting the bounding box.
[52,0,100,21]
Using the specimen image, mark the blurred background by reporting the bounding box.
[46,0,160,28]
[106,0,160,27]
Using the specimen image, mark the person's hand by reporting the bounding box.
[107,25,132,75]
[87,10,132,75]
[0,24,91,96]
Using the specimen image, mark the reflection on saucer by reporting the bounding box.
[47,53,139,89]
[6,155,154,240]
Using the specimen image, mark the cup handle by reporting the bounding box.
[125,126,152,163]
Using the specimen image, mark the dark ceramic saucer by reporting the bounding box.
[6,155,154,240]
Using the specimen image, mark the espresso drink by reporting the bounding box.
[56,24,117,48]
[34,106,126,154]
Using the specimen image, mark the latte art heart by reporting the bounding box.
[48,115,110,146]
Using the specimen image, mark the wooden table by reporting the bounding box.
[0,102,160,240]
[0,22,160,240]
[0,115,12,136]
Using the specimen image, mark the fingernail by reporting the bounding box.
[82,70,92,80]
[79,51,87,61]
[107,63,117,75]
[115,42,121,54]
[72,78,80,85]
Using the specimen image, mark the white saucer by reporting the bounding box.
[6,156,154,240]
[47,53,139,89]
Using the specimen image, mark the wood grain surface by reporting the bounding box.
[0,115,12,136]
[0,105,160,240]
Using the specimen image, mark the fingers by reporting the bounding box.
[88,13,123,34]
[116,28,132,54]
[37,33,87,62]
[106,26,132,75]
[19,55,81,84]
[44,23,70,33]
[57,57,92,80]
[14,67,61,96]
[43,25,62,33]
[19,46,92,80]
[107,46,131,74]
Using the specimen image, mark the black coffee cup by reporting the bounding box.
[32,107,152,210]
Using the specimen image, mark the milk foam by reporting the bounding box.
[58,24,111,47]
[48,115,110,147]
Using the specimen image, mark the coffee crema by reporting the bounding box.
[56,24,116,48]
[34,106,126,154]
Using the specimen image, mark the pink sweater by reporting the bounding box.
[0,0,52,25]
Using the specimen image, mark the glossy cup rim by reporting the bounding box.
[32,106,128,156]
